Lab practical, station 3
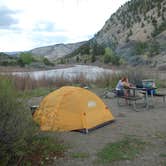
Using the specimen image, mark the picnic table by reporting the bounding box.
[129,86,157,109]
[117,86,158,111]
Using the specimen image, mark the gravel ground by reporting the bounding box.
[29,88,166,166]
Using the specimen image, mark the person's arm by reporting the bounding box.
[123,82,130,88]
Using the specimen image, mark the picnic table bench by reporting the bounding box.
[140,91,166,103]
[153,93,166,102]
[117,95,143,111]
[116,86,159,111]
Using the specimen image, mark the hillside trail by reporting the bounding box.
[29,88,166,166]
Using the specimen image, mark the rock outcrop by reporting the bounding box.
[30,41,86,60]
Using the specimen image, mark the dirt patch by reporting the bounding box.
[29,88,166,166]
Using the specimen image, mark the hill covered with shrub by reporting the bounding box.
[61,0,166,68]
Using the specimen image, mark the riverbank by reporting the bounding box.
[0,64,75,72]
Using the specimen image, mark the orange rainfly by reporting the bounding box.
[33,86,114,133]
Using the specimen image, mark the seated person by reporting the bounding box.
[147,81,157,95]
[142,80,157,95]
[115,77,131,96]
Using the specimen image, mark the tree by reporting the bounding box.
[135,42,148,55]
[80,44,90,55]
[91,43,105,56]
[43,57,54,66]
[141,22,145,27]
[76,56,80,62]
[17,52,34,66]
[148,41,160,57]
[103,47,120,65]
[152,18,157,29]
[91,54,96,63]
[103,47,113,64]
[60,58,65,64]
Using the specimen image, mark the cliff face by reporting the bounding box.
[91,0,166,67]
[30,41,86,60]
[94,0,166,46]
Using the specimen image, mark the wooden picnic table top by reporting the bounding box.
[126,86,157,91]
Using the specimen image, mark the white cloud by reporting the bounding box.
[0,0,128,52]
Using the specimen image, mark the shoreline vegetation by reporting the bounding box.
[1,64,166,90]
[1,63,165,72]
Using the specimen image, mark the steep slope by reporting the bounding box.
[94,0,166,47]
[91,0,166,66]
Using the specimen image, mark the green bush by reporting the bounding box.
[17,52,34,66]
[43,57,54,66]
[155,79,166,88]
[152,21,166,37]
[134,42,148,55]
[103,54,112,64]
[91,54,96,62]
[103,47,120,65]
[0,76,36,165]
[148,41,160,57]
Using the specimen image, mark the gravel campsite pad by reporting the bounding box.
[29,88,166,166]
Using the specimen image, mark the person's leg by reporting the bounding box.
[124,89,130,96]
[117,90,124,96]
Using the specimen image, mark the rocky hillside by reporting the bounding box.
[30,41,86,60]
[92,0,166,67]
[94,0,166,46]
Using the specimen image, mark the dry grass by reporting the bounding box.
[94,72,122,88]
[1,66,166,91]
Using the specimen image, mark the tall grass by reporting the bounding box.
[11,75,56,90]
[94,68,152,89]
[123,68,149,85]
[5,74,91,91]
[126,68,166,88]
[0,76,37,165]
[94,72,122,88]
[0,76,68,165]
[2,67,165,93]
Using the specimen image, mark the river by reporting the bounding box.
[8,65,117,80]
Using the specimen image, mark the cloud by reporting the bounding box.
[0,6,18,29]
[0,0,129,52]
[31,31,69,48]
[33,21,57,32]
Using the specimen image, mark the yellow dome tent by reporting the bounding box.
[33,86,114,133]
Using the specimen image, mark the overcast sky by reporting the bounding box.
[0,0,128,52]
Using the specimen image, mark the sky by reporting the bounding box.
[0,0,129,52]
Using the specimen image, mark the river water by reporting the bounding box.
[10,65,116,80]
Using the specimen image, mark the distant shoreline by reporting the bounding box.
[0,63,119,73]
[0,64,75,73]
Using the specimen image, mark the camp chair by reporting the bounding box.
[30,105,39,115]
